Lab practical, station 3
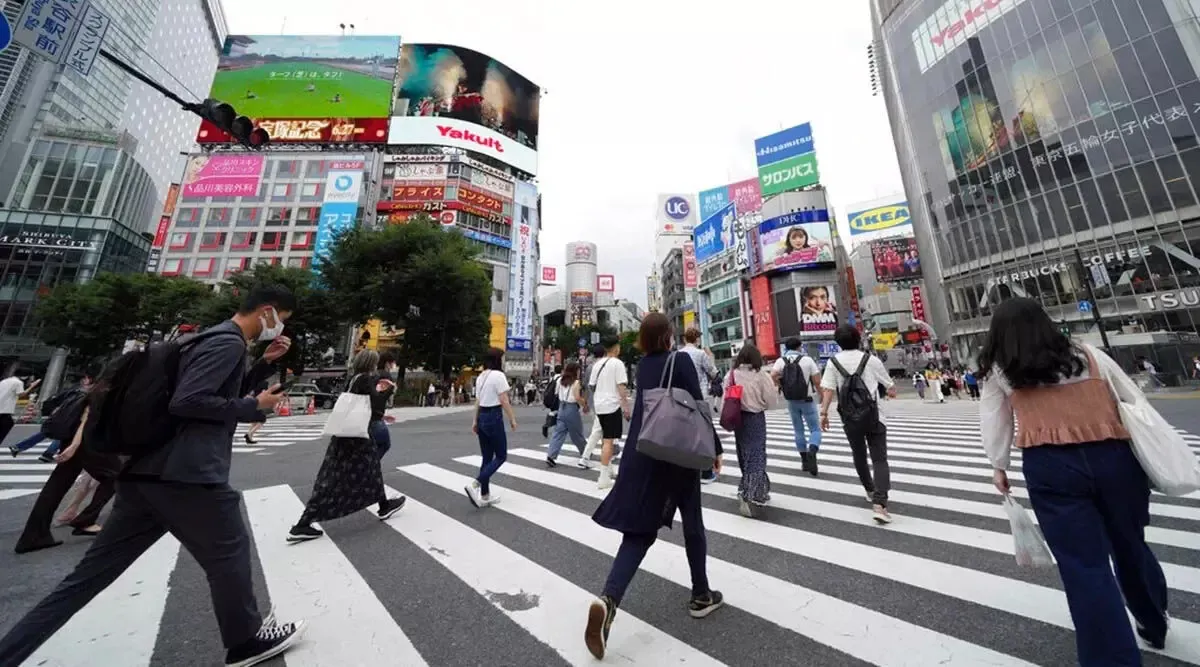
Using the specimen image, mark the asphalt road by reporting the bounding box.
[0,400,1197,667]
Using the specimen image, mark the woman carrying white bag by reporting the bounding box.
[979,298,1175,665]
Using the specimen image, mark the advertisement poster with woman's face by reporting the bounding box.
[758,217,835,272]
[800,285,837,336]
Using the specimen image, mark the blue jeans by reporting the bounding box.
[475,407,507,496]
[1023,440,1168,666]
[547,402,586,460]
[370,420,391,459]
[786,399,821,453]
[10,432,60,457]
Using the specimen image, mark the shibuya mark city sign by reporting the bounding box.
[912,0,1027,73]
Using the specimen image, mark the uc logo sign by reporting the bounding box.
[664,196,690,220]
[847,203,910,235]
[334,175,354,191]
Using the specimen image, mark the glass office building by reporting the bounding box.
[874,0,1200,378]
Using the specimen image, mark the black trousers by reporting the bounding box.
[15,448,119,549]
[843,419,891,506]
[0,481,262,665]
[0,413,15,446]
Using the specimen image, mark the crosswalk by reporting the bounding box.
[0,415,331,501]
[8,403,1200,666]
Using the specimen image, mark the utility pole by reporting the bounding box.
[1074,248,1112,353]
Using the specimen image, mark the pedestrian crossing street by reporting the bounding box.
[15,402,1200,666]
[0,415,331,501]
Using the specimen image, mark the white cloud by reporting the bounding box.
[225,0,905,309]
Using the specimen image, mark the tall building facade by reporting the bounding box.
[565,241,597,325]
[873,0,1200,379]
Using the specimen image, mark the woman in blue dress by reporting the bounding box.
[585,313,725,659]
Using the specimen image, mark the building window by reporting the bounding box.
[275,160,300,177]
[257,256,282,266]
[225,257,251,275]
[266,207,292,227]
[176,207,202,228]
[206,208,231,228]
[286,256,311,269]
[270,183,293,201]
[290,231,313,249]
[162,258,185,276]
[296,206,320,226]
[305,160,329,178]
[261,231,286,251]
[300,182,322,199]
[199,232,227,251]
[231,232,256,250]
[236,207,260,227]
[193,257,217,277]
[168,232,193,251]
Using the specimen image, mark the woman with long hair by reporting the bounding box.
[466,347,518,508]
[724,342,778,518]
[979,297,1169,663]
[586,313,724,659]
[287,350,407,542]
[545,360,587,467]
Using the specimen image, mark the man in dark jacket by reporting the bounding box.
[0,285,304,667]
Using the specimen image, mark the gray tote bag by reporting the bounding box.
[636,352,718,470]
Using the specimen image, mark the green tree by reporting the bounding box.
[35,272,215,365]
[318,215,492,379]
[191,264,346,375]
[543,322,618,361]
[618,329,643,369]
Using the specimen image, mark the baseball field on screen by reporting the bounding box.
[209,61,393,118]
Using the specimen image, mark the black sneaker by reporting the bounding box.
[1137,613,1170,650]
[8,445,17,458]
[688,590,724,619]
[585,595,616,659]
[546,457,558,468]
[377,496,406,520]
[286,524,323,543]
[800,452,809,469]
[805,452,819,477]
[244,434,257,444]
[37,454,54,463]
[224,619,306,667]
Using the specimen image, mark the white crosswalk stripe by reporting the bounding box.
[9,406,1198,665]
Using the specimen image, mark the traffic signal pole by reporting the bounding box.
[1074,248,1112,354]
[99,49,190,108]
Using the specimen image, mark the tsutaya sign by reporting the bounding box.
[979,246,1149,308]
[1141,290,1200,310]
[912,0,1028,73]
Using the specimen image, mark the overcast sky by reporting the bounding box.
[226,0,906,309]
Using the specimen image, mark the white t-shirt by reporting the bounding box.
[821,351,894,423]
[588,357,628,415]
[475,371,510,408]
[556,379,580,404]
[0,377,23,415]
[771,352,820,392]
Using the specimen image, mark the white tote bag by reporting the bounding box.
[1098,352,1200,496]
[321,374,372,439]
[1002,495,1054,568]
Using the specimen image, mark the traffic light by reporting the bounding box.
[189,98,269,149]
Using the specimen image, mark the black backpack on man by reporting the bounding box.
[780,355,811,401]
[830,354,880,428]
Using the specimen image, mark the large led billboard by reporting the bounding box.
[757,210,835,272]
[871,237,923,283]
[198,35,401,144]
[392,43,540,151]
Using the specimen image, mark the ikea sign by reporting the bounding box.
[847,202,911,236]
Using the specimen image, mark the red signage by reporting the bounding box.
[394,184,446,202]
[911,286,926,321]
[750,275,777,355]
[153,216,170,248]
[457,186,502,214]
[542,266,557,283]
[930,0,1004,48]
[683,242,697,288]
[196,118,389,144]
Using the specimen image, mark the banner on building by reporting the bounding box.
[181,155,266,198]
[800,285,838,337]
[656,193,697,235]
[570,290,595,325]
[757,211,835,272]
[871,237,923,283]
[506,181,538,353]
[541,266,557,285]
[873,332,900,350]
[846,264,862,332]
[683,242,698,288]
[911,286,926,321]
[692,201,735,264]
[750,275,777,355]
[312,164,365,270]
[597,274,615,292]
[847,201,911,236]
[754,122,820,196]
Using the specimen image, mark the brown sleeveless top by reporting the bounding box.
[1008,349,1130,449]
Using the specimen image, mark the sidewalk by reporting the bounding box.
[384,405,475,423]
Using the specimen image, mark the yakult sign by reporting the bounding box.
[388,116,538,175]
[913,0,1028,73]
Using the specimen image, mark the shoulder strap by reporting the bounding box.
[829,357,850,378]
[854,353,871,375]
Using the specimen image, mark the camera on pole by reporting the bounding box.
[188,98,270,149]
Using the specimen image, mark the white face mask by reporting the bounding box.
[258,307,285,342]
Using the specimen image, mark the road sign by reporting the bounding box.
[0,15,11,52]
[14,0,86,64]
[63,2,109,76]
[1078,300,1092,313]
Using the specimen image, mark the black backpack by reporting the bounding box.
[86,329,243,457]
[780,355,811,401]
[41,389,88,442]
[830,354,879,428]
[543,375,561,411]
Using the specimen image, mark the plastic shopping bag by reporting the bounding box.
[1002,495,1054,568]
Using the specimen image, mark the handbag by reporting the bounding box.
[321,374,372,439]
[719,370,744,431]
[1096,349,1200,496]
[636,352,718,470]
[1002,495,1054,567]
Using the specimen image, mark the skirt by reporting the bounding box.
[735,411,771,504]
[299,435,385,524]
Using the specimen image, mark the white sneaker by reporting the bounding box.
[465,482,484,508]
[597,466,614,490]
[576,458,594,470]
[872,505,893,524]
[738,499,755,518]
[481,493,500,506]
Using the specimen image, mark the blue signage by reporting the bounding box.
[312,170,363,271]
[0,16,10,53]
[1078,300,1092,313]
[664,196,691,220]
[458,227,512,249]
[698,185,730,220]
[754,122,815,168]
[846,201,911,236]
[757,208,830,233]
[692,201,735,264]
[506,338,532,352]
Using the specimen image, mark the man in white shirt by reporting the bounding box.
[576,344,609,470]
[0,369,39,446]
[587,337,629,490]
[819,325,896,524]
[771,338,823,476]
[680,329,722,483]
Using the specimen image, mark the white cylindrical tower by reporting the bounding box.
[565,241,598,324]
